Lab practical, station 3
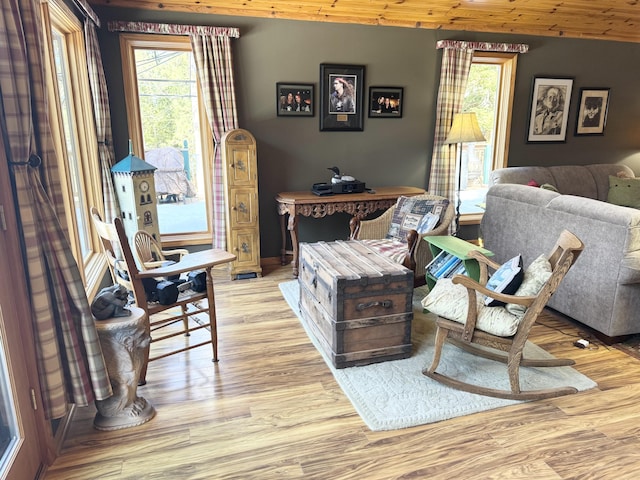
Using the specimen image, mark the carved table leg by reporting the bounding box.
[288,214,299,277]
[280,212,287,265]
[94,307,156,431]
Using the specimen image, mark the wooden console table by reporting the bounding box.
[276,186,425,276]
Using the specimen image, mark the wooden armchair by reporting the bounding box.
[422,229,584,400]
[349,194,454,287]
[90,208,236,384]
[132,229,190,335]
[132,229,189,269]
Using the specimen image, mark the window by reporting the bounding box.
[459,52,517,223]
[119,34,214,246]
[42,0,105,297]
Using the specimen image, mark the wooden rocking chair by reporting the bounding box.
[422,229,584,400]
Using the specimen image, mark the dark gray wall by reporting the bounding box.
[94,6,640,259]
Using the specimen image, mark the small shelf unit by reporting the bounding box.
[423,236,494,290]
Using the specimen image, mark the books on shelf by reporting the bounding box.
[435,255,460,278]
[426,250,449,275]
[426,251,467,280]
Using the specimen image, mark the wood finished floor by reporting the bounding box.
[44,262,640,480]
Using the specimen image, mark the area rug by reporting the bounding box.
[279,280,597,431]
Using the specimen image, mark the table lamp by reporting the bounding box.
[444,112,486,236]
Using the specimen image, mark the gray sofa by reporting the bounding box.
[481,164,640,339]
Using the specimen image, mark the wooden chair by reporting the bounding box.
[422,229,584,400]
[132,229,190,335]
[132,229,189,269]
[349,194,454,287]
[90,207,236,384]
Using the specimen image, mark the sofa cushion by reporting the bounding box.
[491,164,636,202]
[422,278,521,337]
[505,255,552,317]
[607,175,640,209]
[484,254,524,307]
[386,196,449,243]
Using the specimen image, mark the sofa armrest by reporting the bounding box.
[619,253,640,284]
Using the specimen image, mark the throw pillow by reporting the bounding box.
[607,175,640,209]
[540,183,559,192]
[386,196,449,243]
[505,254,553,318]
[484,254,524,307]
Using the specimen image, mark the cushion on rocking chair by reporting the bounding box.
[422,254,554,337]
[422,278,522,337]
[505,254,552,316]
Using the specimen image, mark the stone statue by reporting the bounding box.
[94,308,156,431]
[91,284,131,320]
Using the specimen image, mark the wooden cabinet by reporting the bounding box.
[221,129,262,279]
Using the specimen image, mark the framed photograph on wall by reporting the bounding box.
[575,88,610,136]
[369,86,404,118]
[526,76,573,143]
[319,63,365,131]
[276,83,314,117]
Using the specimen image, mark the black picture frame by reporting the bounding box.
[319,63,365,131]
[276,83,314,117]
[368,86,403,118]
[575,88,610,136]
[526,76,574,143]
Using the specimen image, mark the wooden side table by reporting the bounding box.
[423,236,494,290]
[276,186,425,276]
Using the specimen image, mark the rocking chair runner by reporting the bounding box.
[422,229,584,401]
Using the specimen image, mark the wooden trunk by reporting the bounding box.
[298,240,413,368]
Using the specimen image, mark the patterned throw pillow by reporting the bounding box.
[607,175,640,209]
[484,254,524,307]
[386,196,449,243]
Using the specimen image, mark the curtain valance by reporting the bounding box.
[436,40,528,53]
[108,21,240,38]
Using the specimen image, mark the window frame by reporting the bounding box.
[43,0,107,299]
[119,33,214,247]
[460,52,517,226]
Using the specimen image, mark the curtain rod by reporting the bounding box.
[72,0,100,28]
[108,21,240,38]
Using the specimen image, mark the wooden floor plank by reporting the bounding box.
[44,263,640,479]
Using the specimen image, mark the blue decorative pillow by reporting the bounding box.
[484,254,524,307]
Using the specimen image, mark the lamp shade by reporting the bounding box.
[444,112,486,144]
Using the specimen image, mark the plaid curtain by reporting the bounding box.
[0,0,111,420]
[428,45,474,202]
[190,34,238,250]
[428,40,528,210]
[84,19,118,221]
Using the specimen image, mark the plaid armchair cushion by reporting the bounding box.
[360,239,409,265]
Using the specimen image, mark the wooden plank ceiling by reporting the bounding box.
[89,0,640,43]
